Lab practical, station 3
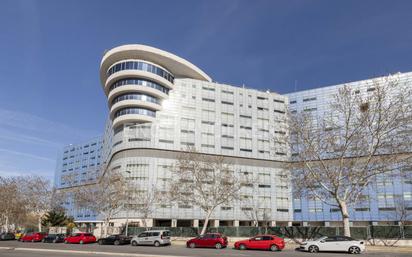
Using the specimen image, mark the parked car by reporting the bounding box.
[131,230,171,247]
[234,235,285,251]
[98,234,131,245]
[21,232,47,242]
[64,233,96,244]
[299,236,365,254]
[0,232,15,240]
[186,233,228,249]
[42,234,66,243]
[14,231,23,240]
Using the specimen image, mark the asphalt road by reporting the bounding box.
[0,240,410,257]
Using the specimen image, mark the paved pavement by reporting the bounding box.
[0,240,411,257]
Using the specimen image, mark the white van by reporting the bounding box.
[131,230,171,247]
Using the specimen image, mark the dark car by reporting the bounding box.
[186,233,228,249]
[0,232,15,240]
[98,234,131,245]
[42,234,66,243]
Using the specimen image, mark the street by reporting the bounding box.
[0,241,411,257]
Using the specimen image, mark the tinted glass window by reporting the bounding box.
[325,237,337,242]
[149,232,160,237]
[138,233,147,237]
[254,236,263,241]
[162,231,170,237]
[337,236,355,241]
[263,236,273,240]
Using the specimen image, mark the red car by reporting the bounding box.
[234,235,285,251]
[64,233,96,244]
[187,233,228,249]
[21,232,47,242]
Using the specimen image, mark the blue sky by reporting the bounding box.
[1,0,412,179]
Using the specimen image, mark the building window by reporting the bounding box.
[277,209,289,213]
[303,97,317,102]
[202,97,215,102]
[202,86,215,91]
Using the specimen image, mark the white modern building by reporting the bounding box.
[55,44,412,228]
[56,44,293,228]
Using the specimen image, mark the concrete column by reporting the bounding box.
[287,221,293,227]
[213,220,220,227]
[234,220,239,227]
[171,219,177,227]
[193,219,199,228]
[324,221,330,227]
[271,221,277,227]
[303,221,308,227]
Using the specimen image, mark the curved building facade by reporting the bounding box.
[97,44,292,228]
[100,44,211,128]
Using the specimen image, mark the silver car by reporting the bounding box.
[131,230,171,247]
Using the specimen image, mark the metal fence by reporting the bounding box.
[126,226,412,239]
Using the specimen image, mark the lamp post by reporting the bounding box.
[125,170,131,236]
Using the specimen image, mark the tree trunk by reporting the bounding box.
[142,219,148,231]
[38,216,42,232]
[5,216,9,233]
[339,200,351,237]
[200,210,213,235]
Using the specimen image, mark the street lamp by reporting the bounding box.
[124,170,131,236]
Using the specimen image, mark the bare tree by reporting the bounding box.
[127,184,160,230]
[169,148,242,235]
[240,173,271,229]
[290,75,412,236]
[73,169,127,237]
[0,175,53,232]
[18,175,52,232]
[0,177,26,232]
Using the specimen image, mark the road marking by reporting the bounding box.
[1,247,196,257]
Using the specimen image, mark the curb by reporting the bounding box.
[1,247,195,257]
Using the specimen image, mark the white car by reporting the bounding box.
[300,236,365,254]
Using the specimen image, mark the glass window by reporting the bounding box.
[107,61,174,83]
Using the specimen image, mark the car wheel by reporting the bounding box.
[270,244,279,251]
[215,243,222,249]
[114,240,120,246]
[308,245,319,253]
[154,241,160,247]
[131,241,138,246]
[239,244,246,250]
[80,240,84,244]
[348,246,361,254]
[189,242,196,248]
